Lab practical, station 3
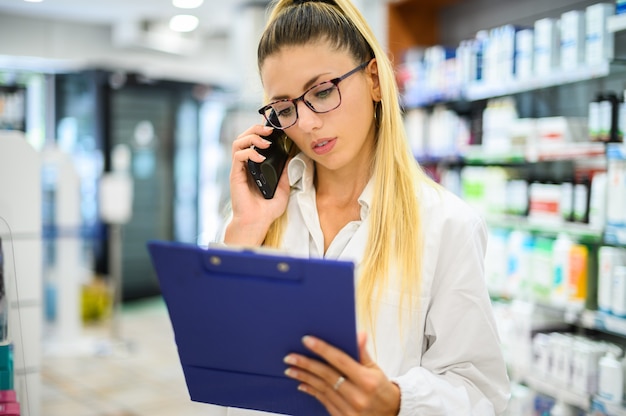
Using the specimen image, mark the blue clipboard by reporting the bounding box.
[146,240,359,415]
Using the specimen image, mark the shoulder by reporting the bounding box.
[417,179,485,234]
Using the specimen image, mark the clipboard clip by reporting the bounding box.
[202,248,303,282]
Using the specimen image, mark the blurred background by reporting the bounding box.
[2,0,626,415]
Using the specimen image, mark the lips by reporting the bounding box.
[311,138,336,155]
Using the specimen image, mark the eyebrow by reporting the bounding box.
[269,71,332,102]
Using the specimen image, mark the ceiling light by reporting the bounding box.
[23,0,44,3]
[169,14,199,32]
[172,0,204,9]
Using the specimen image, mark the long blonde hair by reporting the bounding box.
[258,0,432,329]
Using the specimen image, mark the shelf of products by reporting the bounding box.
[462,142,607,165]
[464,62,621,102]
[525,375,590,411]
[486,215,604,244]
[581,310,626,337]
[526,373,626,414]
[403,60,625,108]
[416,142,606,167]
[591,397,626,416]
[394,1,626,413]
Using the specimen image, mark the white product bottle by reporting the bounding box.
[598,246,620,313]
[552,233,573,305]
[589,93,602,140]
[612,265,626,318]
[607,159,626,226]
[598,349,624,403]
[588,172,607,229]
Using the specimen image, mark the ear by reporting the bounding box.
[366,58,382,102]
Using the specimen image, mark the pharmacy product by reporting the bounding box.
[598,348,624,403]
[561,10,586,69]
[568,243,588,307]
[534,18,560,75]
[612,265,626,317]
[515,29,534,80]
[598,246,626,313]
[607,158,626,226]
[586,3,615,66]
[552,233,573,305]
[588,172,607,228]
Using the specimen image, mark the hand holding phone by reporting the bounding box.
[247,119,292,199]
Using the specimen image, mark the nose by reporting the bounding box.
[294,100,322,132]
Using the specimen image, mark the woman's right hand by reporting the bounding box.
[224,124,291,246]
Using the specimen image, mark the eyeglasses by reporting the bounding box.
[258,60,370,130]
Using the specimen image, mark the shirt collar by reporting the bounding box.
[287,152,373,220]
[287,152,313,191]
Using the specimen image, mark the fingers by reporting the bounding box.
[232,124,273,164]
[285,353,353,395]
[284,335,402,415]
[284,355,353,415]
[284,336,369,409]
[301,335,363,381]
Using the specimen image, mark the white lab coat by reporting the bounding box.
[214,153,510,415]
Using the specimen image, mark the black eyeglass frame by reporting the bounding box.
[258,60,371,130]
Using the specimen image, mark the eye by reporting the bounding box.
[276,105,294,118]
[272,102,294,118]
[310,83,336,100]
[305,82,337,102]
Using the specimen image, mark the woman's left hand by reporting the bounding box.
[284,332,401,416]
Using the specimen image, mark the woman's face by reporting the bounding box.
[260,42,380,176]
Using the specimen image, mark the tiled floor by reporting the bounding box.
[41,297,211,416]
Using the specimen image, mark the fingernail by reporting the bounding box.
[302,336,315,348]
[284,355,296,365]
[262,139,272,145]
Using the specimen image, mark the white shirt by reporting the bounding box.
[217,153,510,415]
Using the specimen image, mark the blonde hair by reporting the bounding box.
[258,0,433,329]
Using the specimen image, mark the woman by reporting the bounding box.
[224,0,510,414]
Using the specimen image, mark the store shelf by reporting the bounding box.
[525,375,590,411]
[402,61,626,108]
[462,150,526,165]
[607,14,626,33]
[461,142,606,165]
[580,310,626,337]
[465,61,622,101]
[486,215,604,244]
[528,142,606,162]
[591,397,626,416]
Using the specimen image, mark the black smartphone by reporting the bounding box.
[247,116,292,199]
